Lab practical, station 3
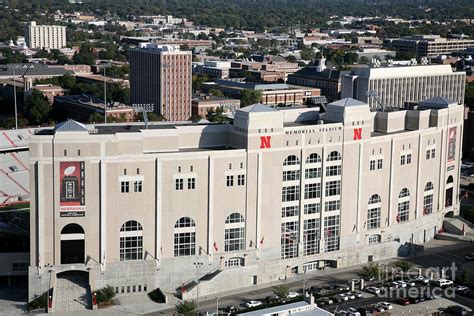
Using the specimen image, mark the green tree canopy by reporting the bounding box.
[25,90,51,125]
[176,300,197,315]
[240,89,262,107]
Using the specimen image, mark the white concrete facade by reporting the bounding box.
[341,64,466,109]
[28,98,464,301]
[25,21,66,50]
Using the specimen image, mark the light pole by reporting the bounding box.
[303,279,307,295]
[194,261,203,312]
[103,66,107,123]
[12,65,19,129]
[216,296,219,315]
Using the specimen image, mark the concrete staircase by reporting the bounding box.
[443,216,474,236]
[53,273,91,312]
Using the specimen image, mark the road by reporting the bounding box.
[147,242,474,315]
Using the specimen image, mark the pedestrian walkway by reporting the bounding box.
[54,272,91,312]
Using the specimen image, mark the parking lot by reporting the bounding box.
[147,240,474,315]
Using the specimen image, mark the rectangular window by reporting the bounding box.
[174,232,196,256]
[283,170,300,181]
[134,181,142,192]
[377,159,383,169]
[325,180,341,197]
[304,183,321,199]
[303,218,320,256]
[398,201,410,222]
[324,200,341,212]
[282,205,299,218]
[326,165,341,176]
[431,148,435,159]
[324,215,340,252]
[64,149,67,156]
[238,174,245,186]
[226,175,234,187]
[305,168,321,179]
[281,221,299,259]
[77,149,81,156]
[225,227,245,252]
[282,185,300,202]
[121,181,129,193]
[400,155,406,165]
[304,203,320,214]
[188,178,195,190]
[369,160,376,171]
[406,154,412,164]
[426,150,431,160]
[120,236,143,261]
[175,178,184,190]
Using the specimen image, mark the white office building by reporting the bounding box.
[341,64,465,109]
[25,21,67,50]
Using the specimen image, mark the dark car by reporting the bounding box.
[465,253,474,261]
[397,298,411,306]
[446,305,470,315]
[226,305,239,313]
[408,297,420,304]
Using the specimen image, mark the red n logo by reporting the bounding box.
[353,128,362,140]
[260,136,271,149]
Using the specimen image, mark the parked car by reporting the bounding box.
[336,293,349,301]
[408,296,421,304]
[446,305,470,315]
[319,297,334,305]
[465,253,474,261]
[287,291,299,299]
[370,304,385,312]
[347,307,361,316]
[454,285,470,293]
[345,292,356,300]
[434,278,453,287]
[347,278,361,285]
[245,300,262,308]
[379,302,393,310]
[365,287,380,294]
[226,305,239,313]
[351,291,363,298]
[397,298,411,306]
[414,276,430,284]
[336,310,349,315]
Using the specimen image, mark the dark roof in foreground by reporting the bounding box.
[289,67,342,80]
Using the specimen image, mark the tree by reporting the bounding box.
[176,300,197,315]
[272,285,289,300]
[461,269,470,285]
[206,106,228,123]
[393,260,414,273]
[26,90,51,125]
[88,112,104,123]
[465,83,474,110]
[0,116,27,129]
[362,262,380,280]
[300,47,315,61]
[208,88,224,97]
[240,89,262,107]
[95,285,115,303]
[344,52,359,64]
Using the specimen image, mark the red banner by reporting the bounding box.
[59,161,85,217]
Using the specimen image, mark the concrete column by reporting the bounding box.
[360,279,365,290]
[99,161,106,272]
[208,157,215,257]
[156,159,162,267]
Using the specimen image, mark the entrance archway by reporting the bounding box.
[445,176,454,207]
[60,224,85,264]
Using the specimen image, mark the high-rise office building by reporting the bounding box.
[25,21,67,50]
[129,43,192,121]
[341,64,465,109]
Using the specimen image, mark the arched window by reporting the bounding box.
[306,153,321,164]
[326,151,342,161]
[174,217,196,257]
[120,220,143,261]
[397,188,410,223]
[423,182,434,215]
[225,213,245,252]
[283,155,300,166]
[367,194,381,229]
[61,223,84,234]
